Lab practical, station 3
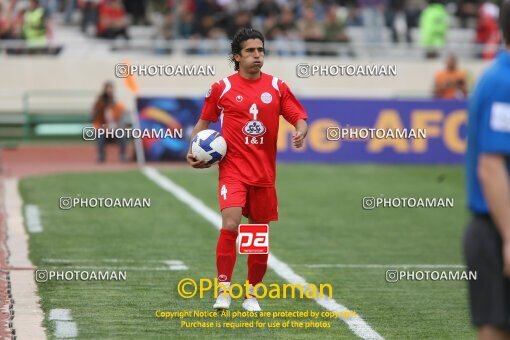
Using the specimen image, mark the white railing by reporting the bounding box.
[0,37,500,60]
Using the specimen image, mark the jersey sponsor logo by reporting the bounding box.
[236,95,243,102]
[205,88,212,98]
[243,120,266,137]
[490,102,510,133]
[261,92,272,104]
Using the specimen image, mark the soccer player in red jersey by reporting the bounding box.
[186,28,308,311]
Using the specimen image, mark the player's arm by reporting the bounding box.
[187,82,223,168]
[293,119,308,148]
[280,81,308,148]
[186,119,212,169]
[478,154,510,275]
[474,77,510,275]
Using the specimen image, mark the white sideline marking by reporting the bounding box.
[42,258,184,263]
[50,308,78,338]
[55,321,78,339]
[142,166,383,340]
[24,204,43,233]
[4,179,46,338]
[42,259,189,270]
[49,308,72,321]
[41,259,189,271]
[164,260,189,270]
[46,265,184,271]
[294,264,465,269]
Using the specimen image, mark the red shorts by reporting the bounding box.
[218,178,278,223]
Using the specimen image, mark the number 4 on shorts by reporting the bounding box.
[221,184,227,200]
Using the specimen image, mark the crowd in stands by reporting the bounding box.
[0,0,504,59]
[157,0,503,58]
[0,0,50,43]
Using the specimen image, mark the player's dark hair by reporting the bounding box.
[502,0,510,45]
[229,28,265,71]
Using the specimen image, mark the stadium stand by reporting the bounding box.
[0,0,501,141]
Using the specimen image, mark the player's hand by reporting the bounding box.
[293,130,306,148]
[503,241,510,278]
[186,152,211,169]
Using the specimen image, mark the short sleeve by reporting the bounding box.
[200,82,222,123]
[279,81,308,126]
[479,101,510,155]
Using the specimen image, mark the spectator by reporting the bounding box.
[11,6,25,39]
[456,0,478,29]
[433,54,468,99]
[276,5,299,38]
[158,8,174,40]
[254,0,280,19]
[195,0,223,22]
[419,0,448,59]
[385,0,404,43]
[64,0,76,25]
[167,0,196,14]
[177,8,195,38]
[261,13,278,39]
[475,2,500,60]
[296,0,325,21]
[297,6,323,55]
[405,0,425,43]
[195,14,216,38]
[92,81,127,163]
[226,9,251,39]
[357,0,385,44]
[0,2,14,39]
[345,2,363,27]
[96,0,129,40]
[271,5,305,56]
[39,0,56,17]
[323,5,349,44]
[80,0,99,34]
[22,0,49,46]
[122,0,149,25]
[322,5,352,56]
[153,8,174,54]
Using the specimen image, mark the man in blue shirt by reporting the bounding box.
[464,2,510,339]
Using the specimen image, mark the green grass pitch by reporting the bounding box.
[19,164,475,339]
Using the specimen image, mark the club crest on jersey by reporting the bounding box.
[243,120,266,137]
[205,88,212,98]
[236,95,243,102]
[261,92,272,104]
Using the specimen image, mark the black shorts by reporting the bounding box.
[464,214,510,330]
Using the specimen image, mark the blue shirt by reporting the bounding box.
[466,50,510,214]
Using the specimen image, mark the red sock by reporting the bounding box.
[216,229,238,282]
[247,253,268,286]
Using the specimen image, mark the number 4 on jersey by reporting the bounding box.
[249,103,259,121]
[220,184,227,200]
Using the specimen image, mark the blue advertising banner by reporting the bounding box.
[137,97,467,164]
[136,97,201,161]
[277,99,467,164]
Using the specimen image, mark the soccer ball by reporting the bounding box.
[191,129,227,165]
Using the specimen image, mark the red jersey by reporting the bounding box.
[200,72,307,187]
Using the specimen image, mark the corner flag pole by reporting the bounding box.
[122,60,146,167]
